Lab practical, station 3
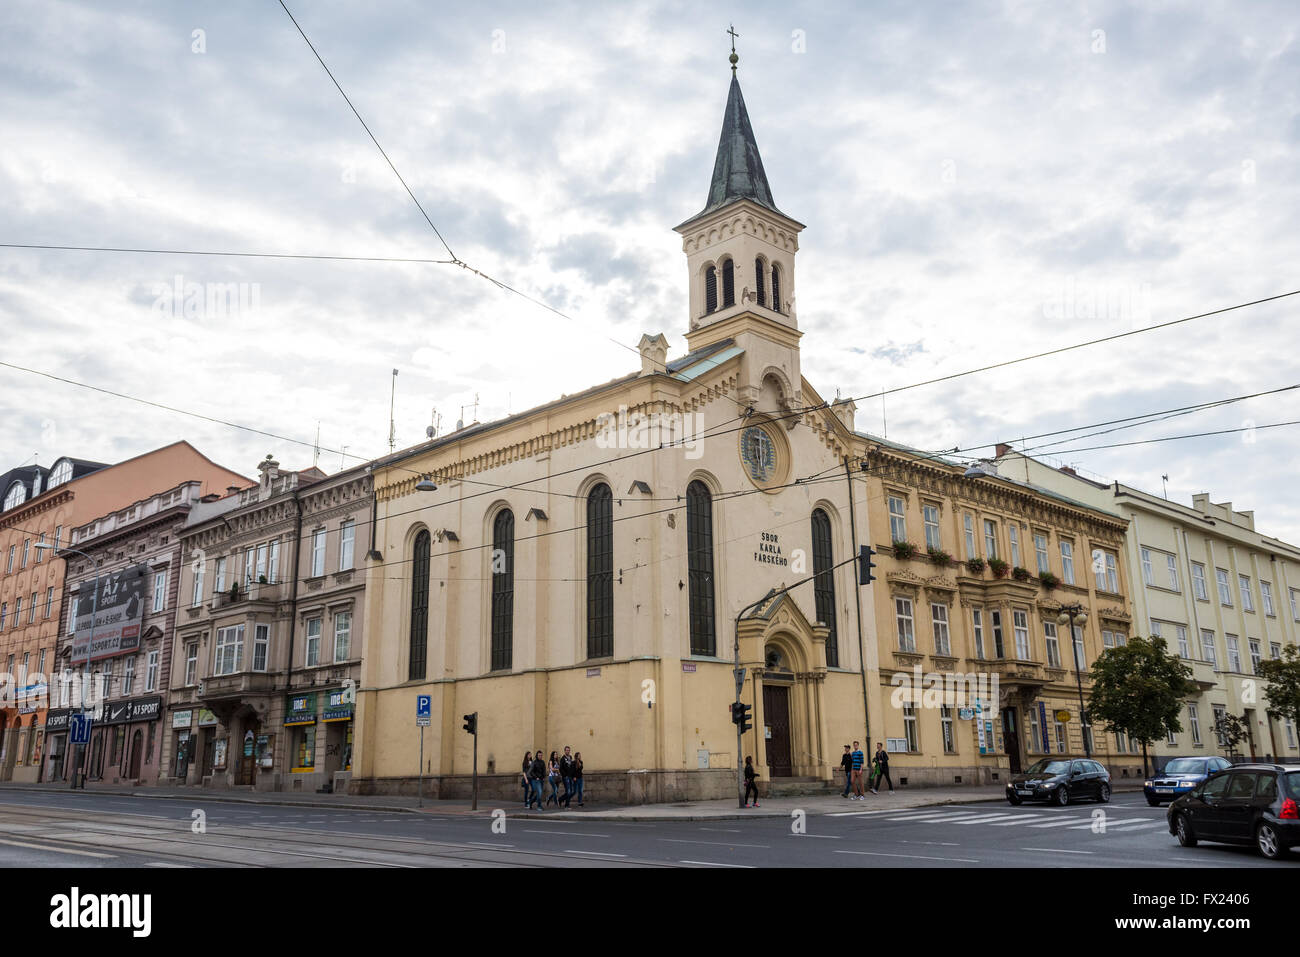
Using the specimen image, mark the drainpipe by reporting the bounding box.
[844,456,872,748]
[284,488,303,695]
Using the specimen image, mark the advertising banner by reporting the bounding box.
[71,564,149,662]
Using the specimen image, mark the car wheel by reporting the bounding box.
[1146,796,1161,807]
[1175,814,1197,847]
[1098,783,1111,803]
[1256,823,1287,860]
[1053,786,1069,807]
[1007,794,1022,806]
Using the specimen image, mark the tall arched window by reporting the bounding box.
[754,257,766,307]
[491,509,515,671]
[770,263,781,314]
[408,530,430,680]
[811,509,839,667]
[586,484,613,659]
[721,259,735,308]
[704,265,718,314]
[686,481,716,656]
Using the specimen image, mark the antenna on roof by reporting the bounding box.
[313,422,321,468]
[1162,473,1169,500]
[426,407,441,441]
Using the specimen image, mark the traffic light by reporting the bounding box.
[858,545,877,585]
[462,712,477,735]
[731,702,752,735]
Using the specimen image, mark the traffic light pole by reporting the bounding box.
[462,712,479,810]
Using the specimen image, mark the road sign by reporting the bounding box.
[1055,709,1071,723]
[69,714,93,745]
[416,694,432,727]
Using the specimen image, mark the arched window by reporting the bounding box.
[586,484,613,659]
[721,259,735,308]
[811,509,839,667]
[686,481,716,656]
[704,266,718,314]
[754,258,766,307]
[49,459,73,488]
[491,509,515,671]
[408,530,430,680]
[3,482,26,511]
[770,263,781,314]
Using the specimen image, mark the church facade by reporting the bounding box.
[353,66,885,801]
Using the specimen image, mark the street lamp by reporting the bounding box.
[414,475,437,492]
[1056,603,1091,759]
[35,542,100,787]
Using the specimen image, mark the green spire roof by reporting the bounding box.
[697,74,785,219]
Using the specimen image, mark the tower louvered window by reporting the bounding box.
[687,481,716,656]
[587,484,613,659]
[771,264,781,314]
[491,509,515,671]
[755,258,766,307]
[812,509,839,667]
[722,259,735,308]
[408,530,430,680]
[705,266,718,314]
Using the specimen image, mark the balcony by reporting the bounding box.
[198,671,278,701]
[979,658,1048,692]
[210,581,287,611]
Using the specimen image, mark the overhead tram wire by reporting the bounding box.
[273,0,761,413]
[0,243,457,265]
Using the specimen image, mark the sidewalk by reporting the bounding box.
[0,779,1144,822]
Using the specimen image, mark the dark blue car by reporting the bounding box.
[1145,756,1232,806]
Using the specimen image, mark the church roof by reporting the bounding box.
[685,74,790,225]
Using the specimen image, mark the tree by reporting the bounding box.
[1212,711,1248,758]
[1088,635,1196,777]
[1257,645,1300,749]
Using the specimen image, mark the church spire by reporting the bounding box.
[696,63,783,220]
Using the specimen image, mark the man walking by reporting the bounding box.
[528,749,548,809]
[840,744,854,798]
[871,742,894,794]
[558,746,575,807]
[850,740,866,799]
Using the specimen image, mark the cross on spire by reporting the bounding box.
[727,24,739,72]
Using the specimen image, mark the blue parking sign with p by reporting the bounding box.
[416,694,431,727]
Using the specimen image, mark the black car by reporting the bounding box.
[1167,763,1300,860]
[1007,758,1111,806]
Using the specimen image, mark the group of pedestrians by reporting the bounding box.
[840,741,894,798]
[521,746,585,809]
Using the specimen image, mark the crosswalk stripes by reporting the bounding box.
[837,805,1169,832]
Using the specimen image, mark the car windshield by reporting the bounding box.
[1163,759,1206,774]
[1025,760,1070,775]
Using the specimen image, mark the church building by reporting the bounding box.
[353,58,885,801]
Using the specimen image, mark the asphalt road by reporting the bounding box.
[0,790,1292,868]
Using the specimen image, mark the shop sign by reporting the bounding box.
[322,688,353,723]
[957,707,974,720]
[17,682,48,713]
[1038,702,1051,752]
[101,696,162,726]
[284,692,317,727]
[172,710,193,730]
[45,709,71,732]
[197,708,218,726]
[212,738,228,769]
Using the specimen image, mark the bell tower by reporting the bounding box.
[674,37,806,420]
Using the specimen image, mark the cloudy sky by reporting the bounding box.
[2,1,1298,537]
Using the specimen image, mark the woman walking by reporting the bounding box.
[521,751,533,807]
[572,752,585,806]
[545,751,561,806]
[528,749,547,809]
[743,756,760,807]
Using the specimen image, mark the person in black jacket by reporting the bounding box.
[521,751,533,807]
[840,744,854,798]
[572,752,585,806]
[871,742,894,793]
[743,756,760,807]
[528,750,548,809]
[558,746,575,807]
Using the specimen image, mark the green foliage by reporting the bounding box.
[892,540,918,560]
[1088,635,1196,753]
[1257,645,1300,730]
[964,557,986,574]
[988,558,1009,578]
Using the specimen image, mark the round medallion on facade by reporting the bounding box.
[738,420,789,491]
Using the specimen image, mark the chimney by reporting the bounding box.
[995,443,1012,458]
[200,493,222,503]
[1059,466,1077,476]
[637,333,669,377]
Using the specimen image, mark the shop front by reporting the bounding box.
[44,709,72,782]
[321,688,354,779]
[285,693,317,782]
[89,696,162,785]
